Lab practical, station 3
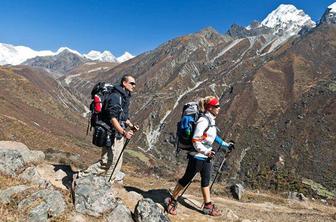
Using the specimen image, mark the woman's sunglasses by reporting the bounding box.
[213,105,220,108]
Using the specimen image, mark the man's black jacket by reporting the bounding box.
[101,85,131,128]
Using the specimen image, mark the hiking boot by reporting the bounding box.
[203,202,222,216]
[164,197,178,215]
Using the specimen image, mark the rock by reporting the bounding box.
[129,191,143,202]
[35,163,69,190]
[134,198,170,222]
[106,198,134,222]
[115,171,126,182]
[0,185,30,204]
[0,141,45,164]
[288,192,307,201]
[18,166,51,188]
[297,114,304,119]
[297,193,307,201]
[55,169,67,181]
[0,149,25,176]
[74,174,117,217]
[28,203,49,222]
[69,213,87,222]
[230,183,244,200]
[225,209,239,221]
[241,219,252,222]
[288,191,297,200]
[18,188,66,219]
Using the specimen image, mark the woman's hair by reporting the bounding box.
[198,96,217,113]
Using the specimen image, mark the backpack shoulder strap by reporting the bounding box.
[203,114,212,134]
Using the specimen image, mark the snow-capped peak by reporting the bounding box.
[117,52,134,63]
[261,4,316,36]
[328,2,336,13]
[56,47,82,56]
[84,50,117,62]
[0,43,54,65]
[0,42,135,65]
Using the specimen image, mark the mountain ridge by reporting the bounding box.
[0,43,134,65]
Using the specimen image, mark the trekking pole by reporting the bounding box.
[209,149,232,192]
[107,139,130,182]
[178,179,193,198]
[86,113,91,136]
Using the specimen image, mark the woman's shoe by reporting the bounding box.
[164,197,178,215]
[203,202,222,216]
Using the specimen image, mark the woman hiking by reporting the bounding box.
[165,96,233,217]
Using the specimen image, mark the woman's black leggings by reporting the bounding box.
[178,156,212,188]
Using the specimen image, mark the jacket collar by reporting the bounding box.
[205,111,216,120]
[114,85,131,97]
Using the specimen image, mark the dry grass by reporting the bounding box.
[0,205,20,222]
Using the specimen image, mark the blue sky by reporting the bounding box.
[0,0,334,56]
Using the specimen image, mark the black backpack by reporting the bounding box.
[175,102,211,154]
[87,82,115,147]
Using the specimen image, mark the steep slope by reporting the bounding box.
[0,66,98,167]
[225,23,336,190]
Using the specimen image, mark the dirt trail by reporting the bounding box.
[114,174,336,222]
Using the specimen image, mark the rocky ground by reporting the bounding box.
[119,173,336,222]
[0,141,335,222]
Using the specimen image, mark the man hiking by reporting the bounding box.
[81,74,139,181]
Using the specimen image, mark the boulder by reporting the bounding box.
[0,149,25,176]
[0,185,30,204]
[224,209,239,221]
[74,174,117,217]
[106,198,134,222]
[35,164,69,190]
[0,141,45,164]
[134,198,170,222]
[28,203,49,222]
[288,192,307,201]
[18,188,66,220]
[18,166,51,188]
[230,183,244,200]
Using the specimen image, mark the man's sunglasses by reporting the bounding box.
[129,82,136,86]
[213,105,220,108]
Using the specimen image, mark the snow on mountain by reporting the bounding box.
[56,47,82,56]
[329,2,336,13]
[320,2,336,25]
[261,4,316,36]
[0,43,134,65]
[117,52,134,63]
[0,43,54,65]
[84,50,117,62]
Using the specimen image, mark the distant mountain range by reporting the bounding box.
[0,43,134,65]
